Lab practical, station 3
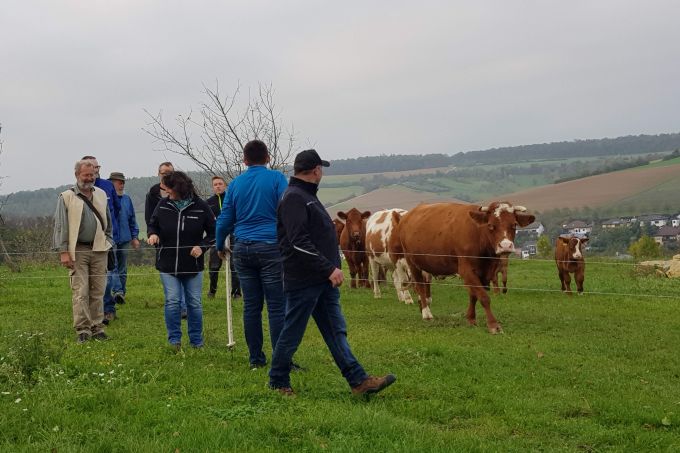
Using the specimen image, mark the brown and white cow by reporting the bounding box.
[555,235,588,295]
[395,201,535,333]
[333,218,344,245]
[365,209,414,303]
[338,208,371,288]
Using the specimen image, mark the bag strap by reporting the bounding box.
[75,191,106,232]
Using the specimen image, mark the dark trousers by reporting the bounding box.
[269,281,368,389]
[208,247,241,296]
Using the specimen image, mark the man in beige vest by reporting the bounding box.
[53,160,113,343]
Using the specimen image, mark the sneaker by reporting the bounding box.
[351,374,397,396]
[272,386,295,397]
[77,333,90,344]
[181,310,188,319]
[207,291,216,299]
[250,363,267,371]
[113,292,125,305]
[103,312,116,325]
[92,332,109,341]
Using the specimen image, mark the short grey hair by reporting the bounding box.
[75,159,95,175]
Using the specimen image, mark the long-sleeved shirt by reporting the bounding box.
[117,193,139,244]
[215,165,288,250]
[95,177,120,243]
[53,186,113,251]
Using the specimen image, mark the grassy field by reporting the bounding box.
[1,259,680,451]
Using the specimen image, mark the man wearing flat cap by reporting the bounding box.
[269,149,397,396]
[103,171,140,323]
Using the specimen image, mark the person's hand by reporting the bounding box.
[328,268,344,287]
[131,238,141,250]
[59,251,74,270]
[217,244,232,260]
[190,246,203,258]
[147,234,159,246]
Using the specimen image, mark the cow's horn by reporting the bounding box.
[479,206,489,212]
[513,206,527,212]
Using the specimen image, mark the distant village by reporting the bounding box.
[515,213,680,258]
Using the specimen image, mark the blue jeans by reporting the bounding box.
[269,282,368,389]
[103,244,120,315]
[111,241,130,296]
[233,241,285,366]
[160,272,204,346]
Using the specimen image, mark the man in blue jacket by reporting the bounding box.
[104,172,140,323]
[215,140,288,370]
[269,149,396,396]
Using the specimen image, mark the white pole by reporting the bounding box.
[224,237,235,349]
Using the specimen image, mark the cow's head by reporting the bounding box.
[559,235,589,260]
[469,202,536,255]
[337,208,371,248]
[333,218,345,244]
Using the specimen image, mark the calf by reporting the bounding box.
[365,209,414,303]
[338,208,371,288]
[555,235,588,295]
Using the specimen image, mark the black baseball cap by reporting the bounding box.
[294,149,330,172]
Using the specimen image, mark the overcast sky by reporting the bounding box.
[1,0,679,194]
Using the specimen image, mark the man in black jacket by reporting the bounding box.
[205,176,241,299]
[268,149,396,396]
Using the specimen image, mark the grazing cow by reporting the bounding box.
[338,208,371,288]
[333,218,344,244]
[555,235,588,295]
[489,254,509,295]
[365,209,414,304]
[396,201,535,333]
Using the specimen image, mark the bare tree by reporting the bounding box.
[143,82,297,181]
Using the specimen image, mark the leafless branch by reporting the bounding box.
[143,82,297,182]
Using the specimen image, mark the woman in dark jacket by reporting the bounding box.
[147,171,215,349]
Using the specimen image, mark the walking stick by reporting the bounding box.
[224,237,236,349]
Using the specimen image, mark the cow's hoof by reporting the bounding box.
[577,291,584,296]
[373,294,381,299]
[467,320,477,327]
[404,300,414,305]
[488,325,503,334]
[421,307,433,320]
[502,289,508,294]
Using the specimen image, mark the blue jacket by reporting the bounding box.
[95,178,121,243]
[117,194,139,244]
[215,165,288,250]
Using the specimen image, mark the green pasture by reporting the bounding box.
[317,186,365,206]
[1,259,680,451]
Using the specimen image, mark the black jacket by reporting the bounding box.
[144,183,163,228]
[277,177,340,291]
[148,195,216,277]
[205,193,224,218]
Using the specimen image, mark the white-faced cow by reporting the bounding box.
[555,235,588,295]
[365,209,414,303]
[395,201,535,333]
[338,208,371,288]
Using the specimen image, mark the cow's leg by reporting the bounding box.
[575,267,585,295]
[362,258,371,289]
[393,261,413,304]
[558,269,566,292]
[563,271,572,295]
[423,272,432,306]
[408,263,433,319]
[501,266,508,294]
[369,258,382,299]
[460,266,501,333]
[466,294,477,327]
[492,272,500,294]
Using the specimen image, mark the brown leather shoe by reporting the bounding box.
[273,386,295,397]
[351,374,396,396]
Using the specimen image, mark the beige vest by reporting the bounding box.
[61,187,111,260]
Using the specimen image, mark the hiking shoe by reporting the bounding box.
[351,374,397,396]
[272,386,295,397]
[92,332,109,341]
[77,333,90,344]
[181,310,188,319]
[207,291,216,299]
[113,292,125,305]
